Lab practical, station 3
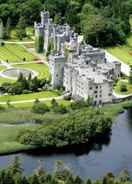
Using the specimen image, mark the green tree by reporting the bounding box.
[4,17,11,39]
[35,35,44,53]
[129,65,132,84]
[16,16,26,40]
[0,19,4,45]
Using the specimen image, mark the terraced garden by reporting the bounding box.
[0,43,37,63]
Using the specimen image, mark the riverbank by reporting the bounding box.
[0,100,131,156]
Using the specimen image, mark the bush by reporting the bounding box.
[120,83,127,92]
[32,102,49,114]
[0,105,5,111]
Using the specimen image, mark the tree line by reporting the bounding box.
[0,156,132,184]
[0,73,51,95]
[0,0,132,46]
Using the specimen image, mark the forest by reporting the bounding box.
[0,0,132,46]
[0,157,132,184]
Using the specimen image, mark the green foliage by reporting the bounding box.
[35,35,44,53]
[120,82,128,92]
[0,157,131,184]
[32,101,49,114]
[129,66,132,84]
[16,17,27,40]
[0,75,51,95]
[18,107,112,148]
[0,0,131,46]
[4,17,11,39]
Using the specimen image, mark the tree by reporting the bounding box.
[29,174,40,184]
[32,102,49,114]
[120,82,127,92]
[35,35,44,53]
[8,157,23,176]
[0,19,4,45]
[16,16,26,40]
[4,17,11,39]
[81,13,106,46]
[129,65,132,84]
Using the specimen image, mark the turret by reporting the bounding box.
[41,11,50,26]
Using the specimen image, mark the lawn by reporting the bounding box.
[9,99,71,109]
[0,91,60,102]
[0,65,14,84]
[0,124,34,155]
[0,77,14,85]
[107,36,132,66]
[0,65,6,71]
[0,100,71,124]
[0,43,36,63]
[13,63,50,79]
[114,79,132,95]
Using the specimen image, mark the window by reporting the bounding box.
[89,87,92,90]
[94,91,97,94]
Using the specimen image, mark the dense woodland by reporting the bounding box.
[0,0,132,46]
[0,157,132,184]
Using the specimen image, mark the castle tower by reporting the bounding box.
[41,11,50,26]
[48,54,66,88]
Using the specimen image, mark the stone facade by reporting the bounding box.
[35,11,121,104]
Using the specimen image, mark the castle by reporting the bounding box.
[35,11,121,105]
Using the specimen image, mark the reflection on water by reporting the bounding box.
[0,110,132,179]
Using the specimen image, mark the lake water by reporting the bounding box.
[0,109,132,179]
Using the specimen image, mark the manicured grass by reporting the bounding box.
[10,99,71,109]
[13,63,50,79]
[0,91,60,102]
[107,34,132,66]
[0,43,36,63]
[0,77,14,85]
[114,79,132,95]
[0,65,6,71]
[0,65,14,84]
[0,124,34,155]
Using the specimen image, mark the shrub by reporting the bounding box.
[120,83,127,92]
[0,105,5,111]
[32,102,49,114]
